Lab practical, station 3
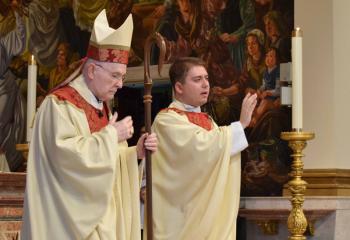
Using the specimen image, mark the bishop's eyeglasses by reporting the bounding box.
[94,63,126,83]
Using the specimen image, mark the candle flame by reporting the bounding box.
[29,54,36,65]
[292,28,303,37]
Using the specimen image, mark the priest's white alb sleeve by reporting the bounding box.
[230,121,248,156]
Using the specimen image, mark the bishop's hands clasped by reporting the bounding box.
[240,93,258,129]
[109,112,134,142]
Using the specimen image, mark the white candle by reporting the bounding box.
[292,28,303,130]
[27,55,37,142]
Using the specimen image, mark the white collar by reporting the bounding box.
[69,74,104,110]
[173,99,201,113]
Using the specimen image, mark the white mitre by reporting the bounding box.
[87,9,134,64]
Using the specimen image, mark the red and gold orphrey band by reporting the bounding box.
[86,44,129,64]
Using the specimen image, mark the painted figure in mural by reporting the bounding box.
[250,46,281,127]
[211,29,266,100]
[21,10,157,240]
[72,0,108,31]
[219,0,256,71]
[243,149,269,182]
[48,42,78,91]
[151,57,257,239]
[0,0,30,20]
[254,0,294,34]
[240,28,266,92]
[150,0,178,64]
[0,0,26,171]
[155,1,176,32]
[242,141,291,196]
[264,10,291,62]
[28,0,64,67]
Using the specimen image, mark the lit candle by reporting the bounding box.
[27,54,37,142]
[292,28,303,131]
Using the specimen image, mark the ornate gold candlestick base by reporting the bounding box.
[281,131,315,240]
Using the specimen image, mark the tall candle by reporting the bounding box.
[27,54,37,142]
[292,28,303,130]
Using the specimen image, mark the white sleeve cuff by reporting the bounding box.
[230,121,248,156]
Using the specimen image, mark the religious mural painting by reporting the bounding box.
[149,0,294,196]
[0,0,294,197]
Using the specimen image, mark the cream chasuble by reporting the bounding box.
[21,76,141,240]
[150,101,242,240]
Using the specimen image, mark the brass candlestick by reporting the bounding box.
[280,131,315,240]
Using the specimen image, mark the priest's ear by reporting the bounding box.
[174,81,184,95]
[86,62,96,80]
